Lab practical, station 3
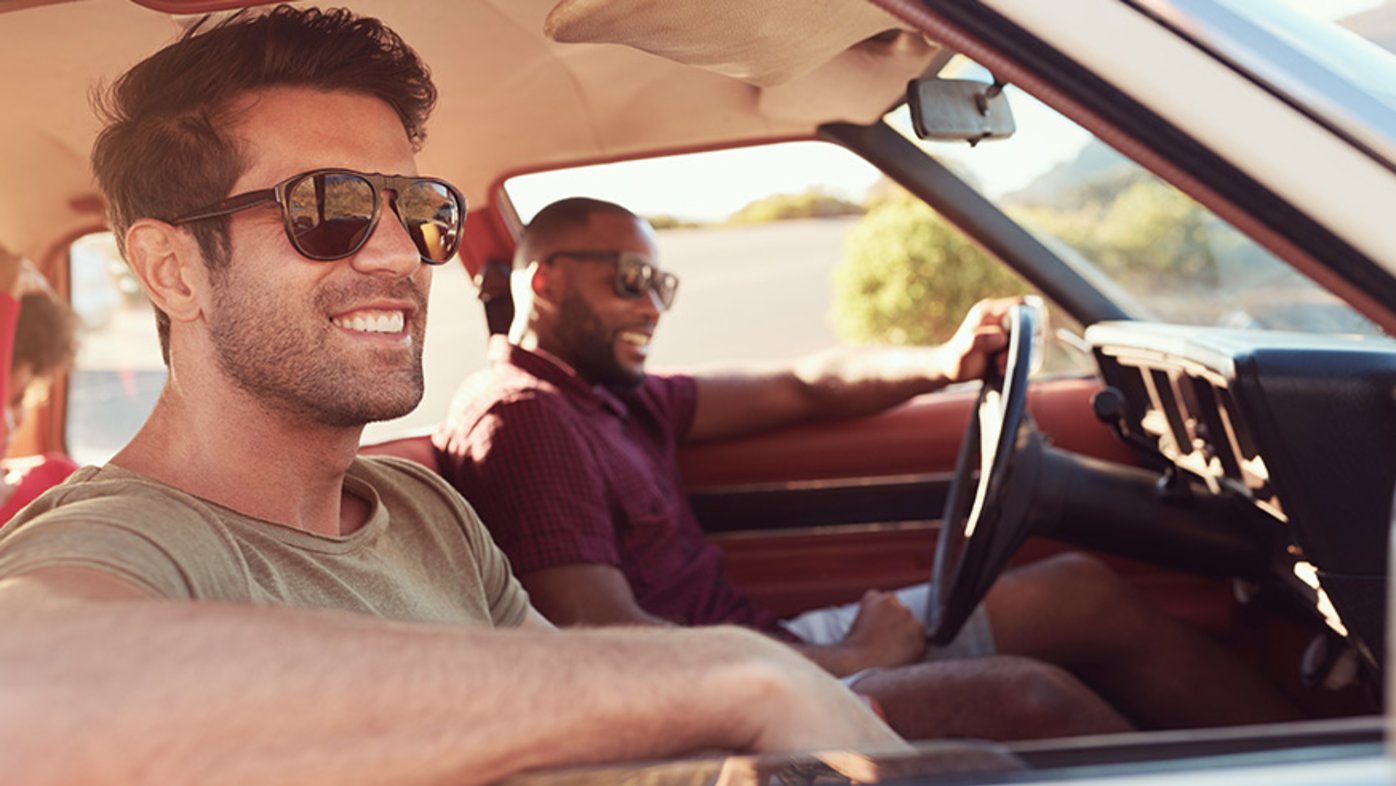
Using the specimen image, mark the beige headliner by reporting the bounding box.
[0,0,937,265]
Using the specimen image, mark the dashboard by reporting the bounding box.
[1085,322,1396,667]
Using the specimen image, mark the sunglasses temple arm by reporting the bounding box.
[171,188,278,224]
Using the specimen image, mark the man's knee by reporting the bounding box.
[854,655,1131,740]
[994,656,1095,718]
[986,656,1132,736]
[1019,552,1120,594]
[986,553,1159,662]
[1002,552,1140,620]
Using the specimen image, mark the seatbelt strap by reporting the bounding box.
[475,258,514,336]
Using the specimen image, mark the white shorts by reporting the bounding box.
[778,582,996,686]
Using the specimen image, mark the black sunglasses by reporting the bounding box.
[171,168,467,264]
[545,249,679,310]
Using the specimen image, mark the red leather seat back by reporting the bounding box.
[359,433,439,473]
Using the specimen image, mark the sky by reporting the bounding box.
[507,0,1391,223]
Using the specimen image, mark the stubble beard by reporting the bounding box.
[207,272,428,428]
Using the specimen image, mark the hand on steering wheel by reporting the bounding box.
[926,298,1046,644]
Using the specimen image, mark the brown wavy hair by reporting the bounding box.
[90,5,437,364]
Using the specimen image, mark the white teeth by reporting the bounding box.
[620,331,650,346]
[334,311,405,334]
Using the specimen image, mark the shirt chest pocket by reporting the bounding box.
[610,477,686,591]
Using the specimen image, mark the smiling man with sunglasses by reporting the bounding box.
[0,8,906,783]
[436,196,1301,740]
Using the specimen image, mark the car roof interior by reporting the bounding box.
[0,0,939,273]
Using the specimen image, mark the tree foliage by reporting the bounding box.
[833,142,1235,346]
[833,197,1027,345]
[1013,176,1219,290]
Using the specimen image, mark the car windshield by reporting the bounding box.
[1156,0,1396,164]
[887,55,1386,337]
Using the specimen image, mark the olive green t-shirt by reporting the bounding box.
[0,456,529,628]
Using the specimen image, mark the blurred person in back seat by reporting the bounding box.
[0,246,78,524]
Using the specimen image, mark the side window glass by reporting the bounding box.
[503,141,1054,372]
[67,232,164,465]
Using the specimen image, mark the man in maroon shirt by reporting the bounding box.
[435,197,1297,738]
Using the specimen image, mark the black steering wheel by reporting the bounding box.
[926,301,1046,645]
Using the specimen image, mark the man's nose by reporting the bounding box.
[350,195,422,279]
[639,285,665,317]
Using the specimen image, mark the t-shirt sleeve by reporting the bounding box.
[444,396,622,577]
[451,494,531,628]
[0,498,197,599]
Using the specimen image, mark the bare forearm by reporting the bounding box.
[0,600,901,785]
[791,640,868,678]
[789,345,952,421]
[791,638,917,679]
[520,565,678,628]
[689,297,1018,442]
[688,346,952,442]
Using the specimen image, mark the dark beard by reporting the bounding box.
[556,288,644,390]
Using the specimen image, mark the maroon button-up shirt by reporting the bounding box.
[433,337,785,634]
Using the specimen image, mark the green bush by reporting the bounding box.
[833,197,1027,345]
[644,214,703,231]
[726,188,864,225]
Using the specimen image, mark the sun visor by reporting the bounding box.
[544,0,919,87]
[758,31,937,125]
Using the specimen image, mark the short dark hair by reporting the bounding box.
[12,293,78,380]
[516,197,640,268]
[90,5,438,364]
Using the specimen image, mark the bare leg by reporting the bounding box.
[985,552,1301,729]
[853,655,1133,741]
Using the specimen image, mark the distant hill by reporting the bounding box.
[1000,140,1135,209]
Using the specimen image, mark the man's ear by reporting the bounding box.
[525,259,559,303]
[124,219,209,324]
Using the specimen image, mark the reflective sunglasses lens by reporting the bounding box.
[398,180,463,264]
[616,256,650,298]
[285,172,376,259]
[656,272,679,309]
[616,255,677,310]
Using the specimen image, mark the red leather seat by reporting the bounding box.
[359,432,439,473]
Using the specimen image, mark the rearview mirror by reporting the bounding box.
[907,78,1015,144]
